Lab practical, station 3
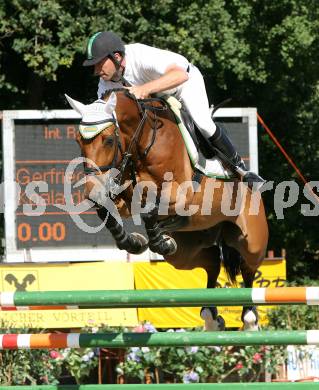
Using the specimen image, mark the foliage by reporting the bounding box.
[117,342,284,383]
[267,279,319,330]
[0,327,64,385]
[0,348,63,386]
[268,303,319,332]
[0,0,318,276]
[61,348,98,384]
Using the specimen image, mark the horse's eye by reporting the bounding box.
[103,136,114,147]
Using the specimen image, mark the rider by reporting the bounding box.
[83,31,264,186]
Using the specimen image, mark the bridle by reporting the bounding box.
[83,118,123,176]
[81,90,168,198]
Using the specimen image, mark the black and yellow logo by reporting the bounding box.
[2,272,38,291]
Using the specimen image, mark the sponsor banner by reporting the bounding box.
[0,262,137,328]
[135,259,286,328]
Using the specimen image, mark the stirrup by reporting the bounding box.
[243,172,265,191]
[236,166,265,191]
[207,127,265,191]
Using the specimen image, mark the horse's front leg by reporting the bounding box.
[142,205,178,256]
[96,207,149,255]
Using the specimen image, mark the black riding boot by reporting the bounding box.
[208,124,265,190]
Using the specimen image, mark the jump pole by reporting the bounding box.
[1,287,319,309]
[1,330,319,349]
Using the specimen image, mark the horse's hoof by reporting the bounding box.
[130,232,149,254]
[242,309,259,331]
[149,235,177,256]
[216,315,226,331]
[118,232,149,255]
[243,324,260,331]
[200,307,225,331]
[162,235,177,255]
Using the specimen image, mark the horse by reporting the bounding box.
[65,90,269,331]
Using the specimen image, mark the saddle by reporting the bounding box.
[164,96,232,179]
[180,105,214,160]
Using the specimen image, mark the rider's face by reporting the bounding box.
[94,53,124,82]
[94,57,116,81]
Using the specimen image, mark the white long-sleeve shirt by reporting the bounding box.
[97,43,216,138]
[97,43,189,98]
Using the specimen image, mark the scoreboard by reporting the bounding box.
[15,121,118,248]
[2,108,258,262]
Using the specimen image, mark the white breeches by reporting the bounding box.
[179,64,216,138]
[96,64,216,138]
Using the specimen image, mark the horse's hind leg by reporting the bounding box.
[218,236,258,331]
[222,216,267,331]
[240,262,260,331]
[165,231,225,331]
[199,246,226,331]
[237,200,268,331]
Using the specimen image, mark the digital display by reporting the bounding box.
[15,121,119,248]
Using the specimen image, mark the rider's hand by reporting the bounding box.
[125,85,151,99]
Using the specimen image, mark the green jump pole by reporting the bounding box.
[1,286,318,308]
[2,330,319,349]
[2,383,319,389]
[77,330,318,348]
[4,288,255,307]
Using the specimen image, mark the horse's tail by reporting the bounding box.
[220,241,242,285]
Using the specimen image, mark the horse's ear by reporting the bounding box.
[64,94,86,115]
[105,92,117,115]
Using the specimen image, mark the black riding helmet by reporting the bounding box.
[83,31,125,67]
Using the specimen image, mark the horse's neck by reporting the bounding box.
[116,92,180,138]
[114,93,141,137]
[116,92,193,182]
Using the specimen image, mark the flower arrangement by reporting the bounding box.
[116,323,285,383]
[0,346,64,385]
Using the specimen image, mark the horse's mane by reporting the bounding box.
[101,88,128,100]
[101,88,168,110]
